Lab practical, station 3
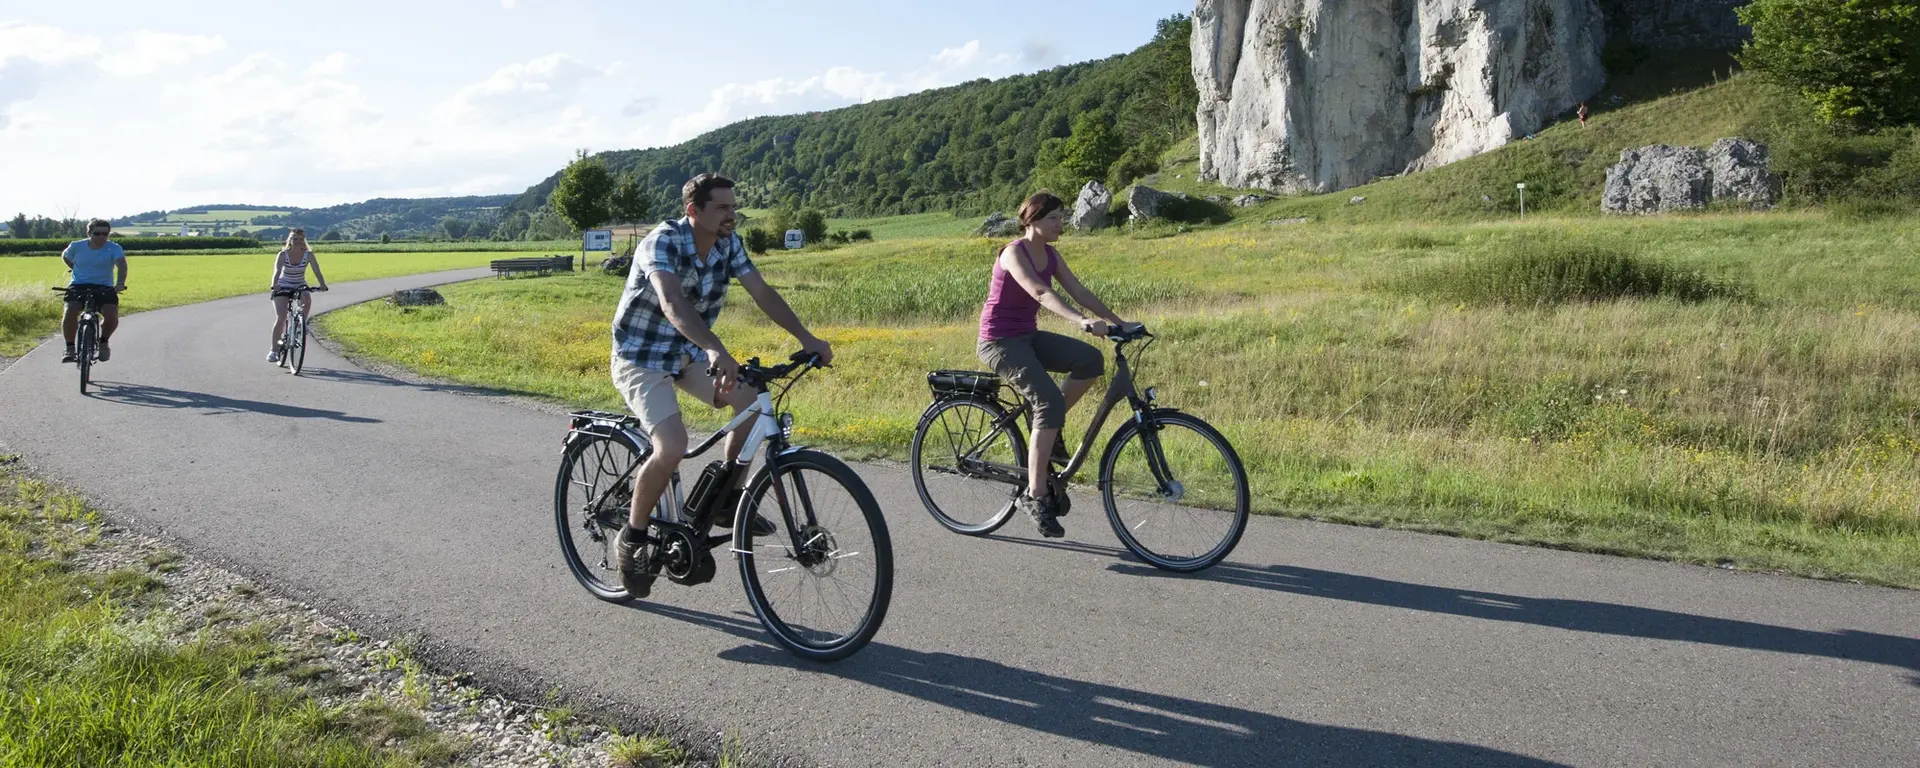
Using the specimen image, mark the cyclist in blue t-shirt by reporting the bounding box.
[60,218,129,363]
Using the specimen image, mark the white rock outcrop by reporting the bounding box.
[1602,138,1775,214]
[1194,0,1607,194]
[1071,181,1113,231]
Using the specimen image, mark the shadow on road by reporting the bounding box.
[631,602,1566,767]
[981,532,1138,560]
[1111,563,1920,674]
[88,381,381,423]
[299,367,554,401]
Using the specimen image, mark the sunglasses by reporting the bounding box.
[90,230,110,236]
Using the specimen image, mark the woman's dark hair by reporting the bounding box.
[1017,192,1065,227]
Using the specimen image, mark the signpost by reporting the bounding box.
[1517,183,1527,218]
[784,229,805,250]
[583,228,613,270]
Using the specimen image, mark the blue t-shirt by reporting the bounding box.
[64,240,125,286]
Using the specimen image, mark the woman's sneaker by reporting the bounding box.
[267,345,282,363]
[1018,490,1065,538]
[95,341,110,362]
[61,347,76,363]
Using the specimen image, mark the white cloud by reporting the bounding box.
[934,41,981,68]
[97,31,225,77]
[445,53,606,122]
[502,0,519,7]
[666,42,1020,143]
[0,22,96,66]
[305,52,350,76]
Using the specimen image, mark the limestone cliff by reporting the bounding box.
[1194,0,1608,194]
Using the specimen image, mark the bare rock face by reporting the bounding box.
[1194,0,1607,195]
[1071,181,1113,231]
[1707,138,1775,210]
[1602,145,1709,214]
[1597,0,1749,51]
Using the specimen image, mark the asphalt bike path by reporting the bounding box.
[1,269,1914,766]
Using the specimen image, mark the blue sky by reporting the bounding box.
[0,1,1189,218]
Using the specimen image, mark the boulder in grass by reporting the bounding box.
[390,288,445,307]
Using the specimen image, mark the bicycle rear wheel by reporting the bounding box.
[738,450,892,662]
[289,314,308,375]
[910,398,1025,535]
[1100,410,1249,572]
[76,318,96,394]
[554,430,645,603]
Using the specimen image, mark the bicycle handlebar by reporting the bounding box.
[1106,324,1151,343]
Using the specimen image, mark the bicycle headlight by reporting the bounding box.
[779,412,795,438]
[1145,386,1158,402]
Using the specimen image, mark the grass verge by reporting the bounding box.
[0,457,458,765]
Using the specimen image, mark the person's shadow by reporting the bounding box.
[299,367,553,400]
[89,381,380,423]
[1110,562,1920,680]
[629,602,1568,767]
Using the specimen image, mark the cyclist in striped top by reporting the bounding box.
[267,228,329,363]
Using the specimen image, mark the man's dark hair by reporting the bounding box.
[86,218,111,234]
[682,173,736,210]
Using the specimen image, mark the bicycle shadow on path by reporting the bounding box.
[1110,562,1920,678]
[87,381,381,423]
[629,602,1568,768]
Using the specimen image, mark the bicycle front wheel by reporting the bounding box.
[910,398,1025,535]
[738,450,892,662]
[289,315,308,375]
[1100,410,1249,572]
[554,430,645,603]
[77,319,96,394]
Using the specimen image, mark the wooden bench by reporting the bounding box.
[489,255,572,278]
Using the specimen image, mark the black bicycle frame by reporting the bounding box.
[948,335,1180,496]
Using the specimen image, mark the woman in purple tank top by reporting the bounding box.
[976,192,1135,538]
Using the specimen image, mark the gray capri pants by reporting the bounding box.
[977,331,1104,430]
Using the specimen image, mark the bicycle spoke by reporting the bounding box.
[912,400,1022,534]
[1103,414,1249,572]
[743,458,887,656]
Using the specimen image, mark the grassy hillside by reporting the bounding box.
[1152,71,1781,226]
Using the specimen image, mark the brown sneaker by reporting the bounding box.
[613,526,655,598]
[1018,491,1065,538]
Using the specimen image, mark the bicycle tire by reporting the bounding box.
[77,318,96,394]
[1100,410,1250,573]
[737,450,892,662]
[554,430,646,604]
[909,398,1025,535]
[289,314,308,375]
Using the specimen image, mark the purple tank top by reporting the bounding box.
[979,240,1057,342]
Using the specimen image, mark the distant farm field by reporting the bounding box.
[0,251,532,355]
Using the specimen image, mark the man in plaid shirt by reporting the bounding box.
[610,172,833,598]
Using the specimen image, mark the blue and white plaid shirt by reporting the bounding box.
[611,217,757,374]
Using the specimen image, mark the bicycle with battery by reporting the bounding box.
[554,351,893,662]
[910,325,1250,572]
